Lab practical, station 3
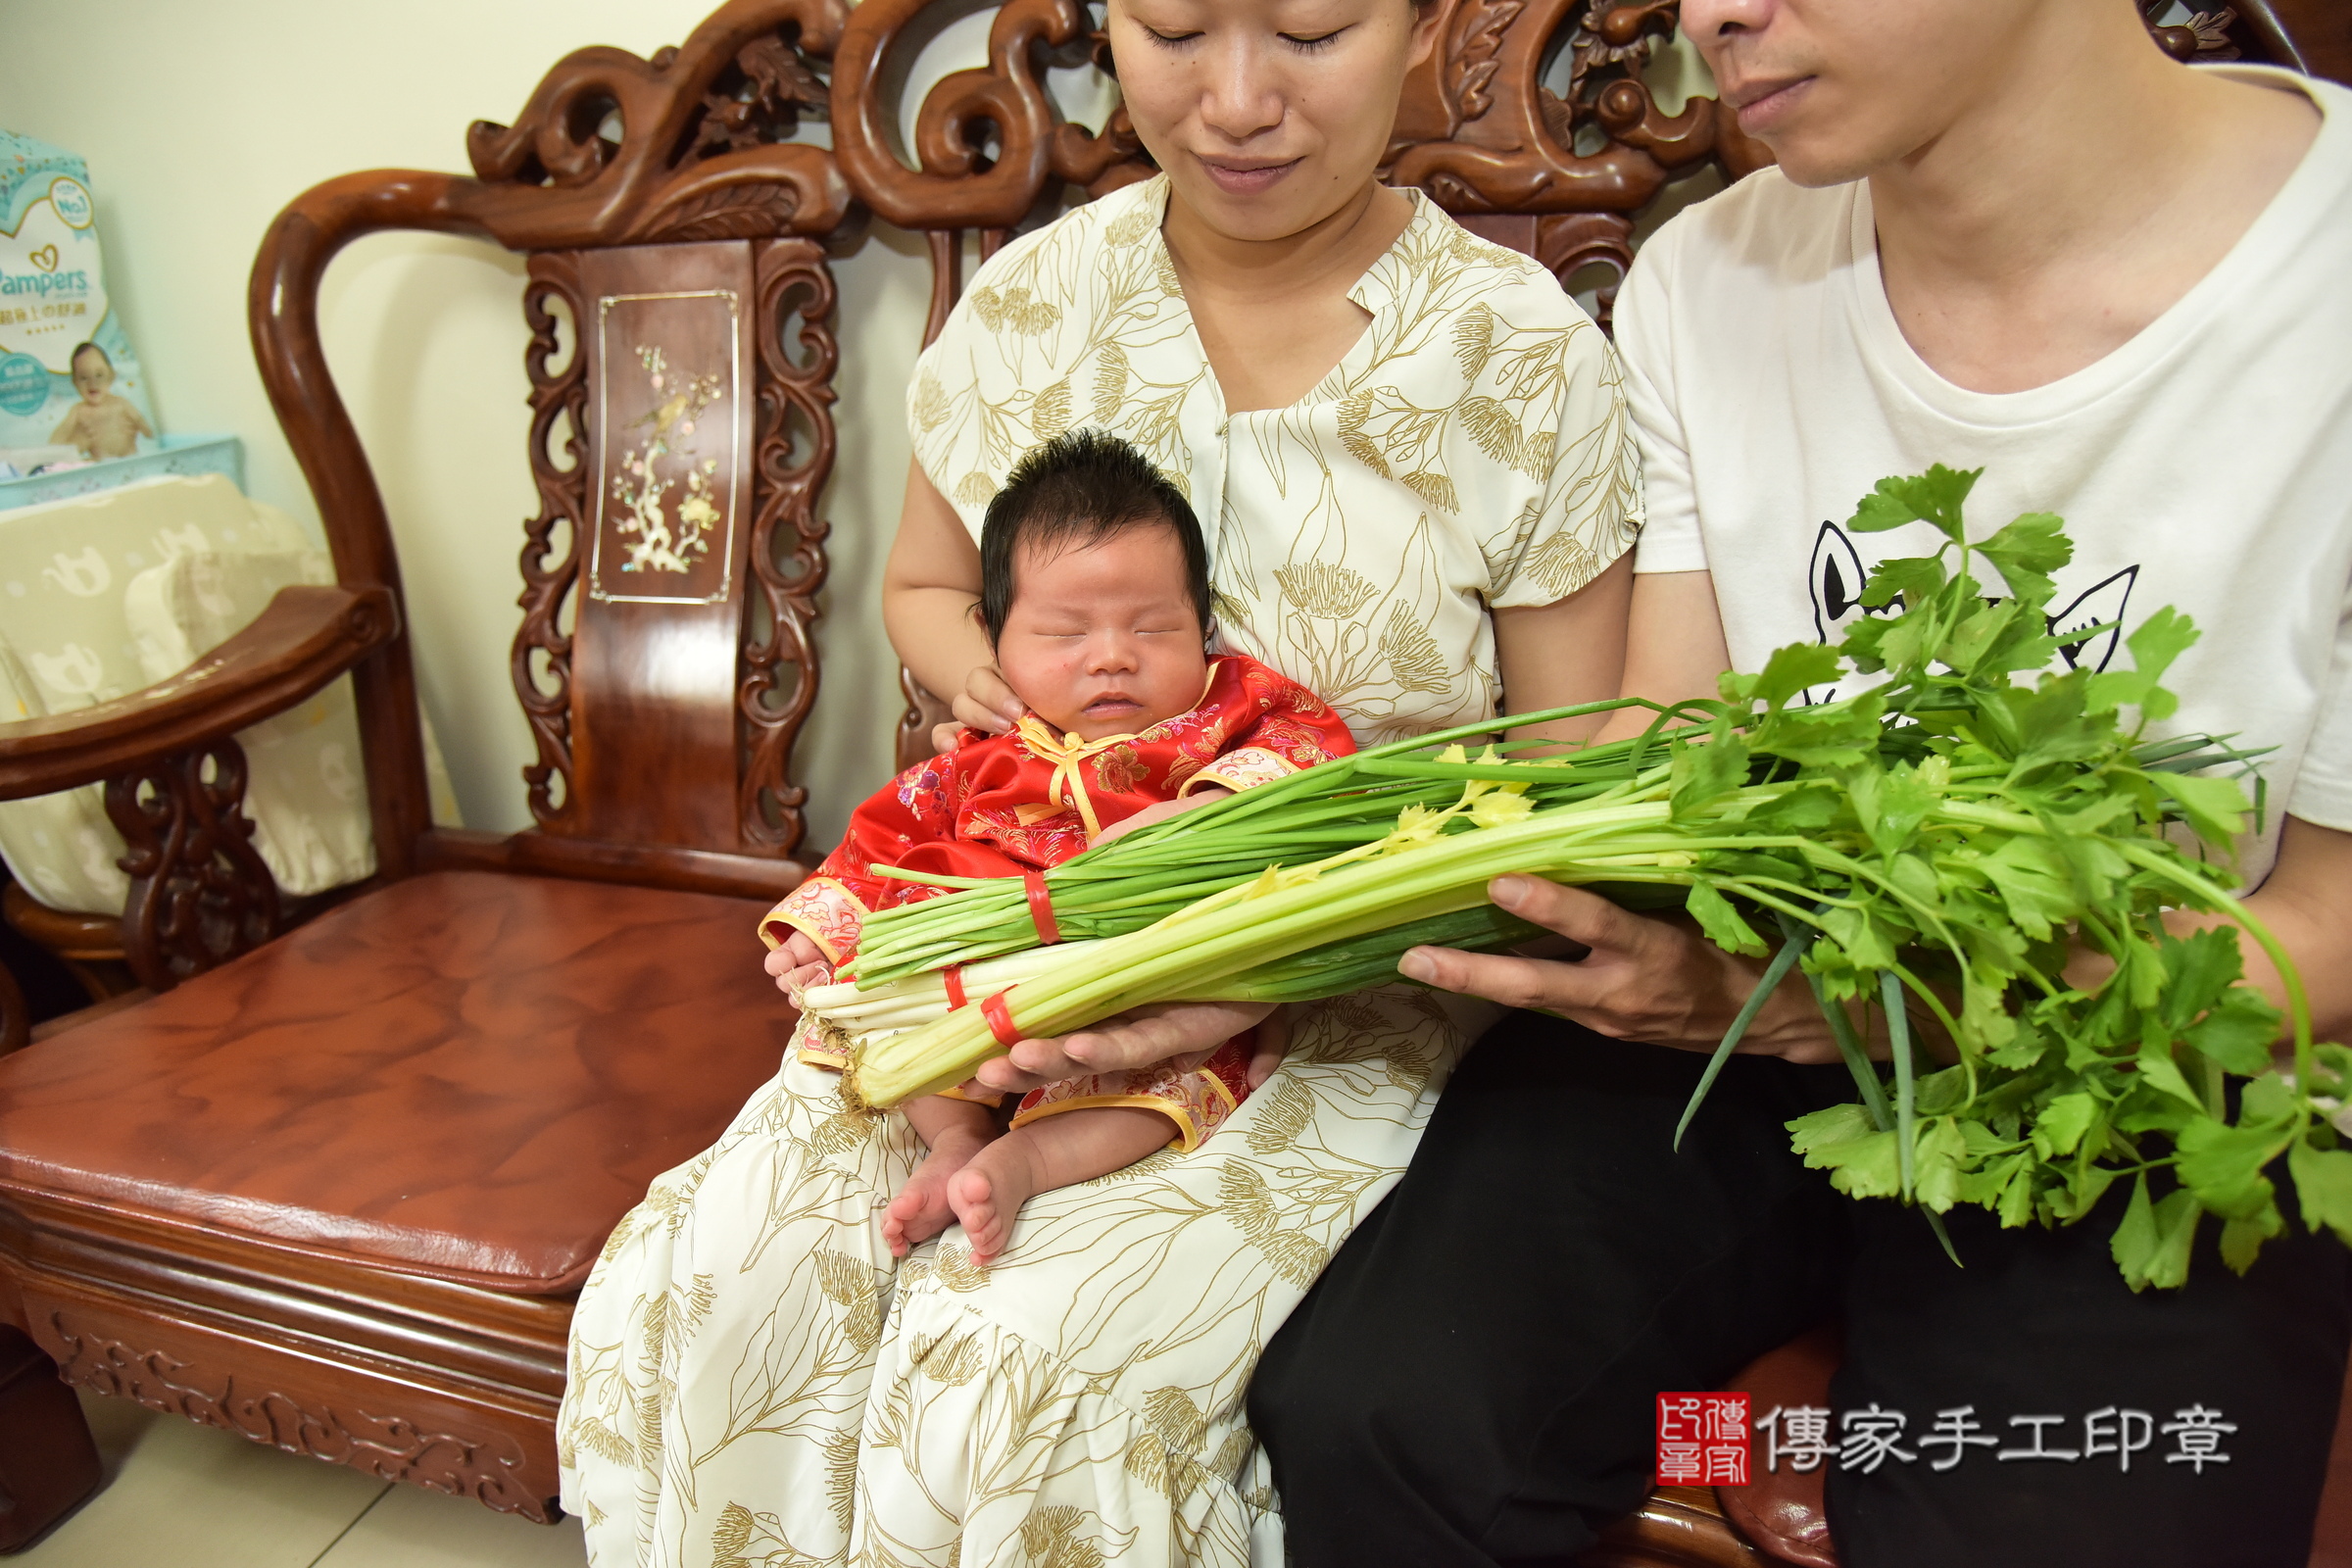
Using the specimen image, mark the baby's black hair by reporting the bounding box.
[69,342,110,371]
[978,429,1209,645]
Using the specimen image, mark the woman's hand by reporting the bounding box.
[1246,1004,1293,1089]
[932,664,1023,752]
[1398,875,1840,1063]
[970,1000,1278,1094]
[763,933,831,1000]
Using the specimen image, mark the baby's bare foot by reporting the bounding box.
[947,1135,1050,1266]
[883,1125,994,1258]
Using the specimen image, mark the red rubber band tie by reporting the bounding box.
[981,990,1021,1047]
[942,963,968,1010]
[1023,871,1062,945]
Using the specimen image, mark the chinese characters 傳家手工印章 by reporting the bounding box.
[1750,1403,2237,1475]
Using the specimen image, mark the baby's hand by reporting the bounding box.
[1092,787,1232,847]
[763,931,832,999]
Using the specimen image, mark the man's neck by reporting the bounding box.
[1867,11,2318,394]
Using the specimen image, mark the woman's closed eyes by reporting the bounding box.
[1136,24,1353,54]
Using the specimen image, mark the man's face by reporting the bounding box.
[1679,0,2038,186]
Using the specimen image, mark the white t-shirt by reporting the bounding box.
[1620,65,2352,884]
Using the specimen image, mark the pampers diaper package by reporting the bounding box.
[1,132,157,466]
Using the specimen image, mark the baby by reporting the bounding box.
[48,342,152,461]
[761,429,1354,1263]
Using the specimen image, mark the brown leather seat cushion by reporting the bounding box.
[0,871,794,1294]
[1718,1324,1839,1567]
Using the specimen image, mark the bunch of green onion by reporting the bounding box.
[821,467,2352,1288]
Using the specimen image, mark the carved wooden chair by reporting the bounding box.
[0,0,852,1539]
[0,0,2343,1560]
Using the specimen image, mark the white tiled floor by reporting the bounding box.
[16,1390,588,1567]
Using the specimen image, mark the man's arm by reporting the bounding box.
[2176,814,2352,1048]
[1593,567,1733,744]
[1415,573,2352,1057]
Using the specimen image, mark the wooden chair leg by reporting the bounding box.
[0,1325,103,1553]
[0,962,24,1057]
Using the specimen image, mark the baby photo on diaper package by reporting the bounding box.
[0,131,157,467]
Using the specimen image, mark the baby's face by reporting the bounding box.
[996,523,1209,741]
[72,353,112,403]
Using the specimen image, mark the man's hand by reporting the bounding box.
[971,999,1278,1094]
[1397,875,1840,1062]
[763,932,831,999]
[1090,787,1233,847]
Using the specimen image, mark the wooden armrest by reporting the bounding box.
[0,583,397,801]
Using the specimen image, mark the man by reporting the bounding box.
[1250,2,2352,1563]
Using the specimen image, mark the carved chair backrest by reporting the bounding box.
[249,0,2333,889]
[253,0,851,893]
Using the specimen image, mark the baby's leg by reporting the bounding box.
[949,1106,1172,1265]
[883,1096,998,1258]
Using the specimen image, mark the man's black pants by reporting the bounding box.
[1250,1011,2351,1568]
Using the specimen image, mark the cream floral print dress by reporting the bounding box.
[559,174,1640,1568]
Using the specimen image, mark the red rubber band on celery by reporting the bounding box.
[981,990,1021,1047]
[1023,871,1062,945]
[943,963,968,1009]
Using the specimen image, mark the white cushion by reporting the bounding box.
[0,474,456,915]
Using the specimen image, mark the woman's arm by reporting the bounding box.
[1493,555,1633,747]
[881,460,1020,734]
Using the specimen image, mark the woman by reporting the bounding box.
[560,0,1639,1561]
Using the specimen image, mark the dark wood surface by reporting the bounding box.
[564,240,763,848]
[0,873,792,1296]
[0,1324,103,1551]
[418,825,808,901]
[0,966,22,1062]
[0,0,2339,1552]
[0,1184,573,1523]
[104,737,280,992]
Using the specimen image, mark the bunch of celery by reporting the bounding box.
[831,466,2351,1287]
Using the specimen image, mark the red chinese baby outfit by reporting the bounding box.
[760,654,1353,1151]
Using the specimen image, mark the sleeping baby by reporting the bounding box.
[761,429,1353,1264]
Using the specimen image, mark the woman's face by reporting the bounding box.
[1107,0,1444,243]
